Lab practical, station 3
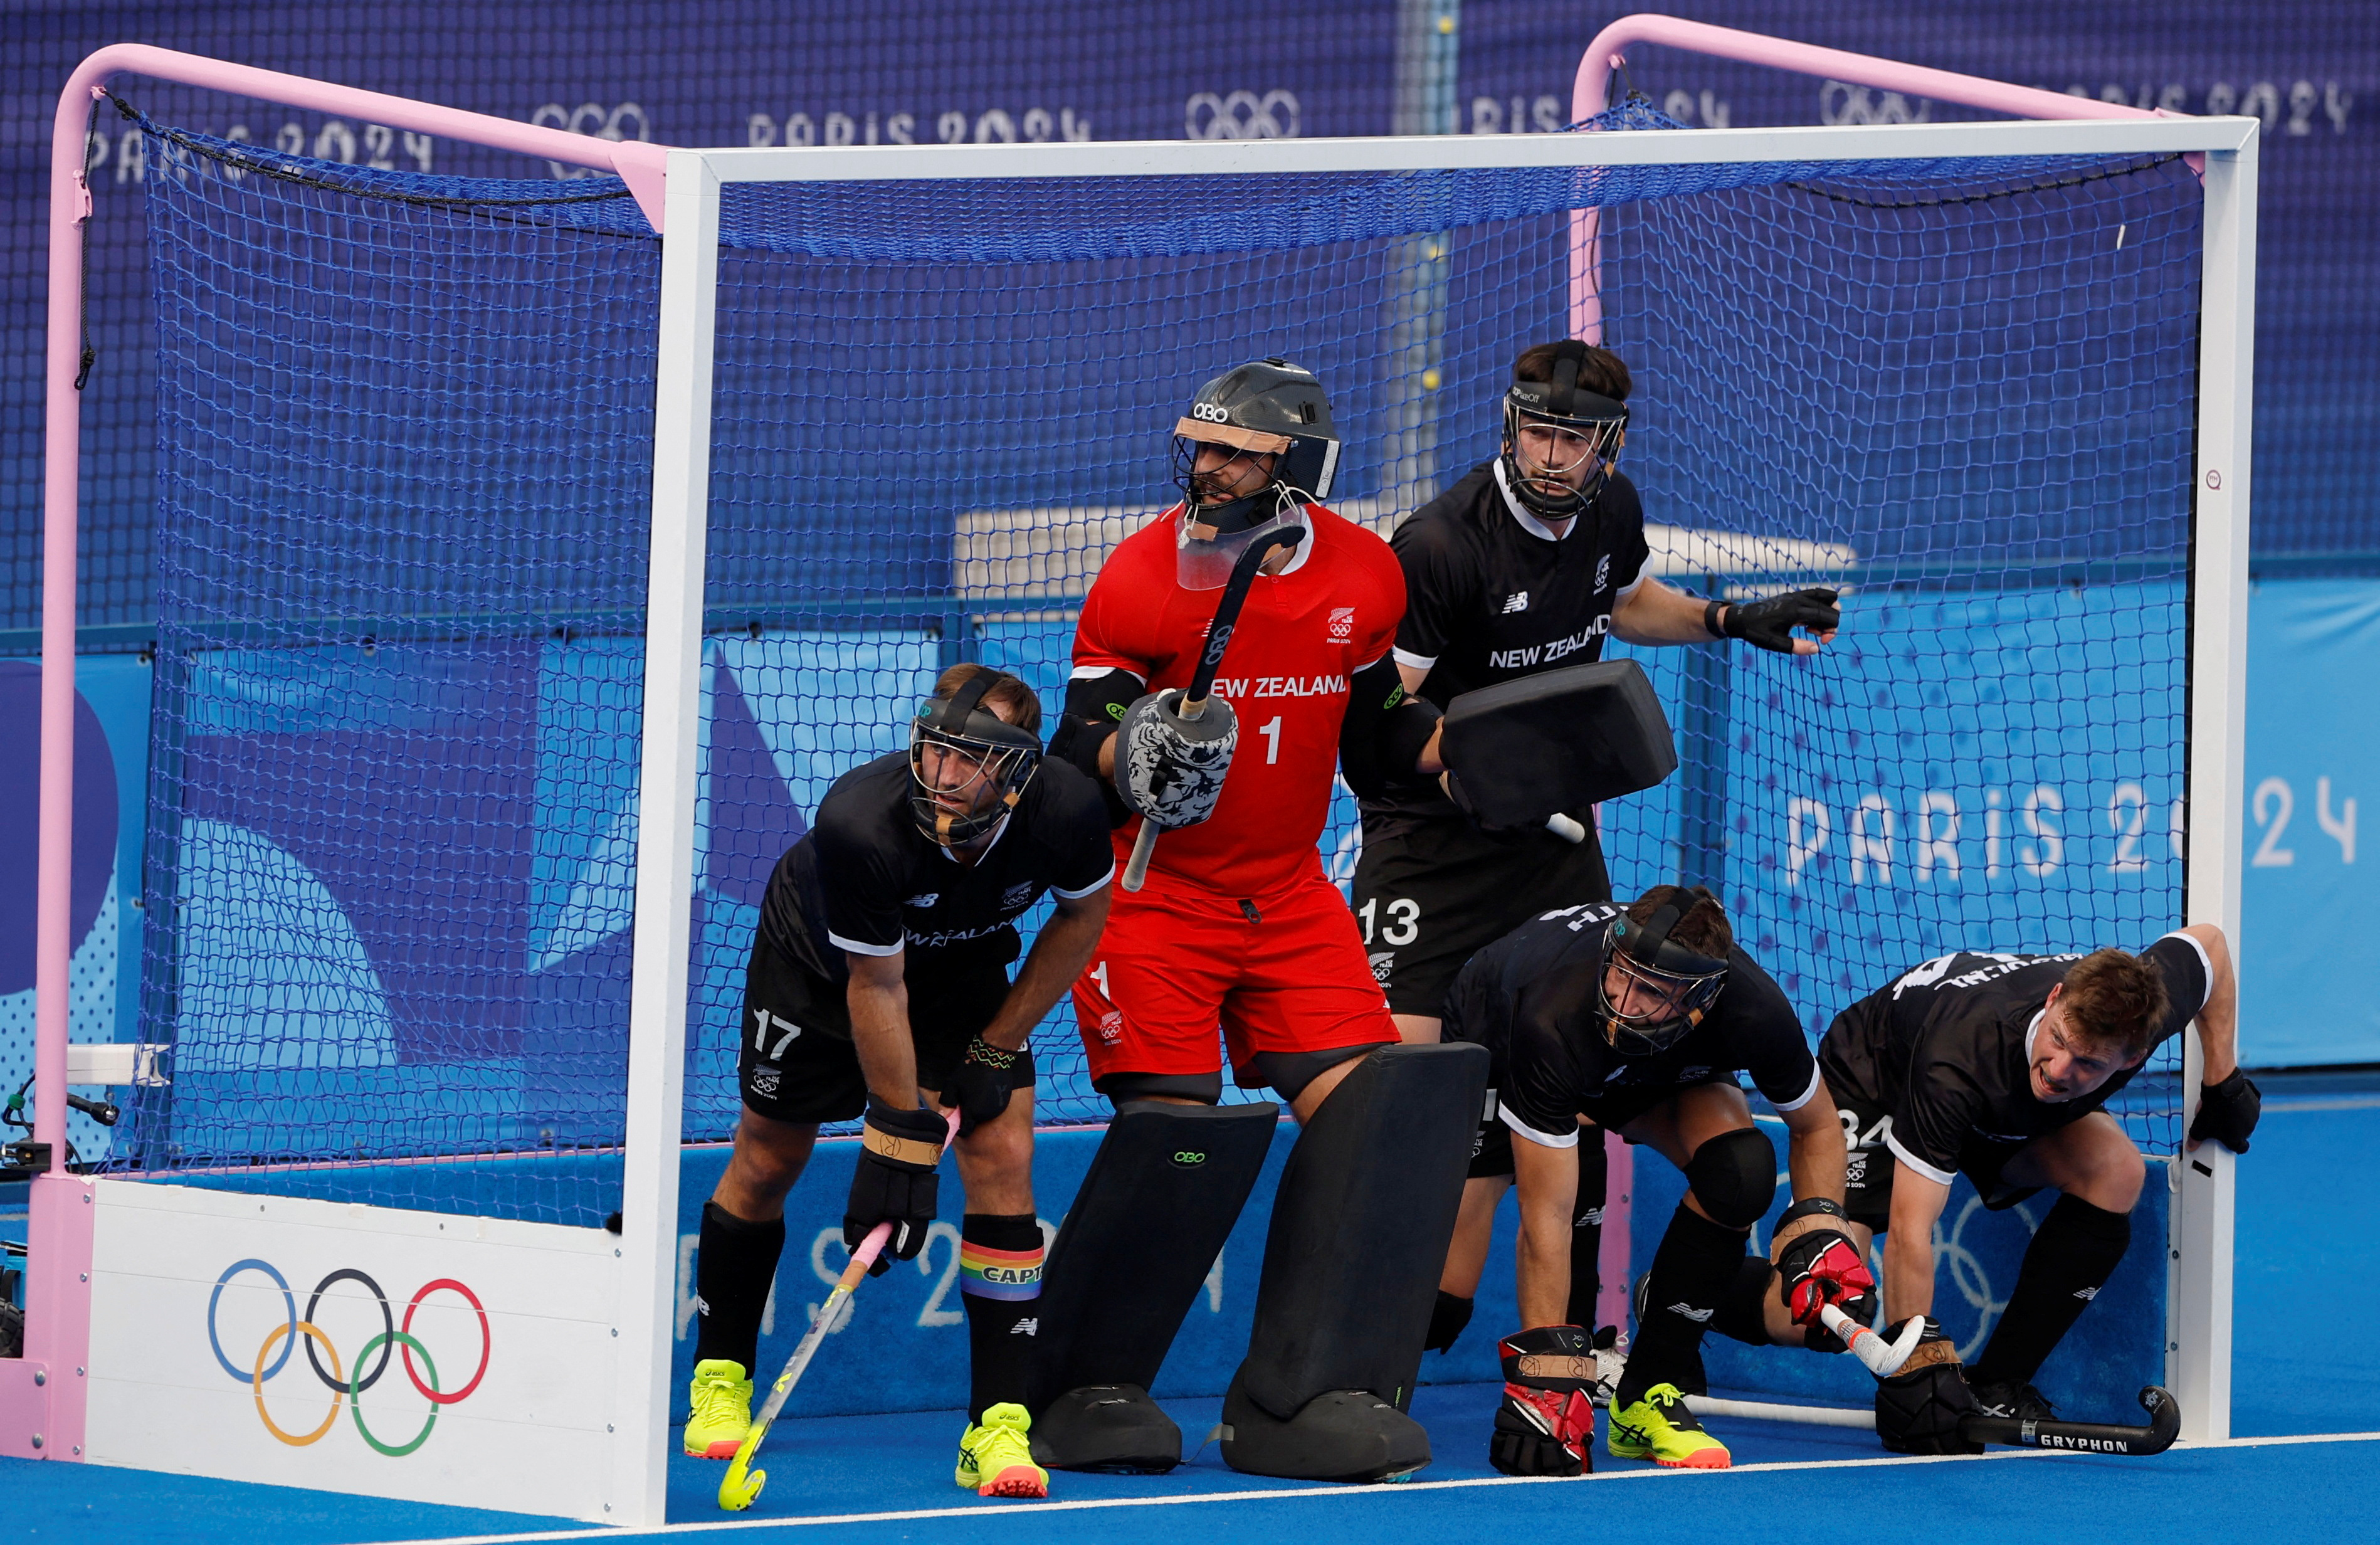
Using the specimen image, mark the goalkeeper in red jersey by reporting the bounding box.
[1024,360,1490,1484]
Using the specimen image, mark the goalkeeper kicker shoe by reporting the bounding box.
[956,1403,1051,1499]
[683,1359,754,1459]
[1608,1383,1731,1470]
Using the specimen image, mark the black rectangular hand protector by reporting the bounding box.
[1439,658,1678,826]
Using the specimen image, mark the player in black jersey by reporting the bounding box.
[1441,887,1872,1474]
[1818,925,2251,1453]
[1356,339,1841,1047]
[681,665,1114,1500]
[1379,340,1841,1347]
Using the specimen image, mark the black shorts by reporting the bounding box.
[1467,1075,1735,1179]
[1351,810,1611,1019]
[737,938,1026,1124]
[1835,1089,2037,1234]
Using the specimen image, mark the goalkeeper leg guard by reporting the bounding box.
[1028,1100,1278,1473]
[1221,1043,1488,1482]
[1614,1203,1749,1409]
[1563,1135,1609,1331]
[959,1213,1043,1423]
[691,1201,784,1379]
[1969,1193,2130,1388]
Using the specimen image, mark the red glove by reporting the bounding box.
[1775,1198,1875,1326]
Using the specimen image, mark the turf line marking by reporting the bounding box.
[2263,1096,2380,1113]
[373,1432,2380,1545]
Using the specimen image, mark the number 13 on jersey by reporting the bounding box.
[1358,896,1419,946]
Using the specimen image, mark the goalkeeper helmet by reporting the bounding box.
[1501,340,1629,520]
[1596,887,1730,1057]
[907,669,1043,848]
[1172,358,1340,588]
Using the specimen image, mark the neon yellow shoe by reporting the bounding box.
[955,1402,1051,1499]
[683,1359,754,1459]
[1608,1383,1731,1470]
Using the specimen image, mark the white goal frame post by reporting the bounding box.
[17,22,2252,1519]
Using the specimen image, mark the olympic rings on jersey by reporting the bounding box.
[208,1260,492,1455]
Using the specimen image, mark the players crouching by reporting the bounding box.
[1026,359,1487,1485]
[1443,887,1871,1473]
[682,665,1114,1500]
[1819,925,2253,1453]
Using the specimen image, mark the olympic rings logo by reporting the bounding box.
[207,1260,491,1457]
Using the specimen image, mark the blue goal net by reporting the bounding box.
[113,102,2204,1226]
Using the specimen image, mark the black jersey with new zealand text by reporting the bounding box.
[1443,902,1819,1147]
[1365,458,1653,824]
[1817,935,2212,1184]
[757,752,1114,1026]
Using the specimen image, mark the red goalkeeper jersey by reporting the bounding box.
[1073,502,1405,900]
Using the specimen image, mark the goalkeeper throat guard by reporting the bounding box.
[1596,894,1729,1057]
[908,673,1043,848]
[1501,340,1628,520]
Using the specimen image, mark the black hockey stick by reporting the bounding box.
[1959,1384,2181,1455]
[1120,518,1307,892]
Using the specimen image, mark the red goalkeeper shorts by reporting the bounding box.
[1071,870,1398,1085]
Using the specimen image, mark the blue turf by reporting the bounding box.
[3,1095,2373,1543]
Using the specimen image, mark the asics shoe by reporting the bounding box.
[956,1402,1051,1498]
[1608,1383,1731,1469]
[683,1358,754,1459]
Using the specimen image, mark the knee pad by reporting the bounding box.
[1683,1126,1777,1229]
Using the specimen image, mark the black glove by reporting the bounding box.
[1872,1317,1983,1455]
[2189,1068,2261,1154]
[1715,588,1840,653]
[940,1035,1033,1138]
[1490,1326,1598,1476]
[843,1100,944,1275]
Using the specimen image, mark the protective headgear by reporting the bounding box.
[1596,887,1730,1056]
[907,670,1042,847]
[1500,340,1628,520]
[1172,359,1340,589]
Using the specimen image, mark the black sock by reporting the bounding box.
[961,1213,1045,1422]
[1971,1194,2132,1388]
[1616,1203,1748,1408]
[693,1200,786,1375]
[1564,1135,1611,1328]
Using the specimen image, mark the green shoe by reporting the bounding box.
[683,1358,754,1459]
[956,1402,1051,1498]
[1608,1384,1730,1470]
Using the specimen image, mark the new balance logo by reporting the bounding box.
[906,893,940,908]
[2073,1285,2100,1301]
[1011,1317,1040,1336]
[1577,1206,1604,1226]
[1668,1302,1715,1322]
[1502,591,1529,613]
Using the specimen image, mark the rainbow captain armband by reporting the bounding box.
[959,1241,1045,1302]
